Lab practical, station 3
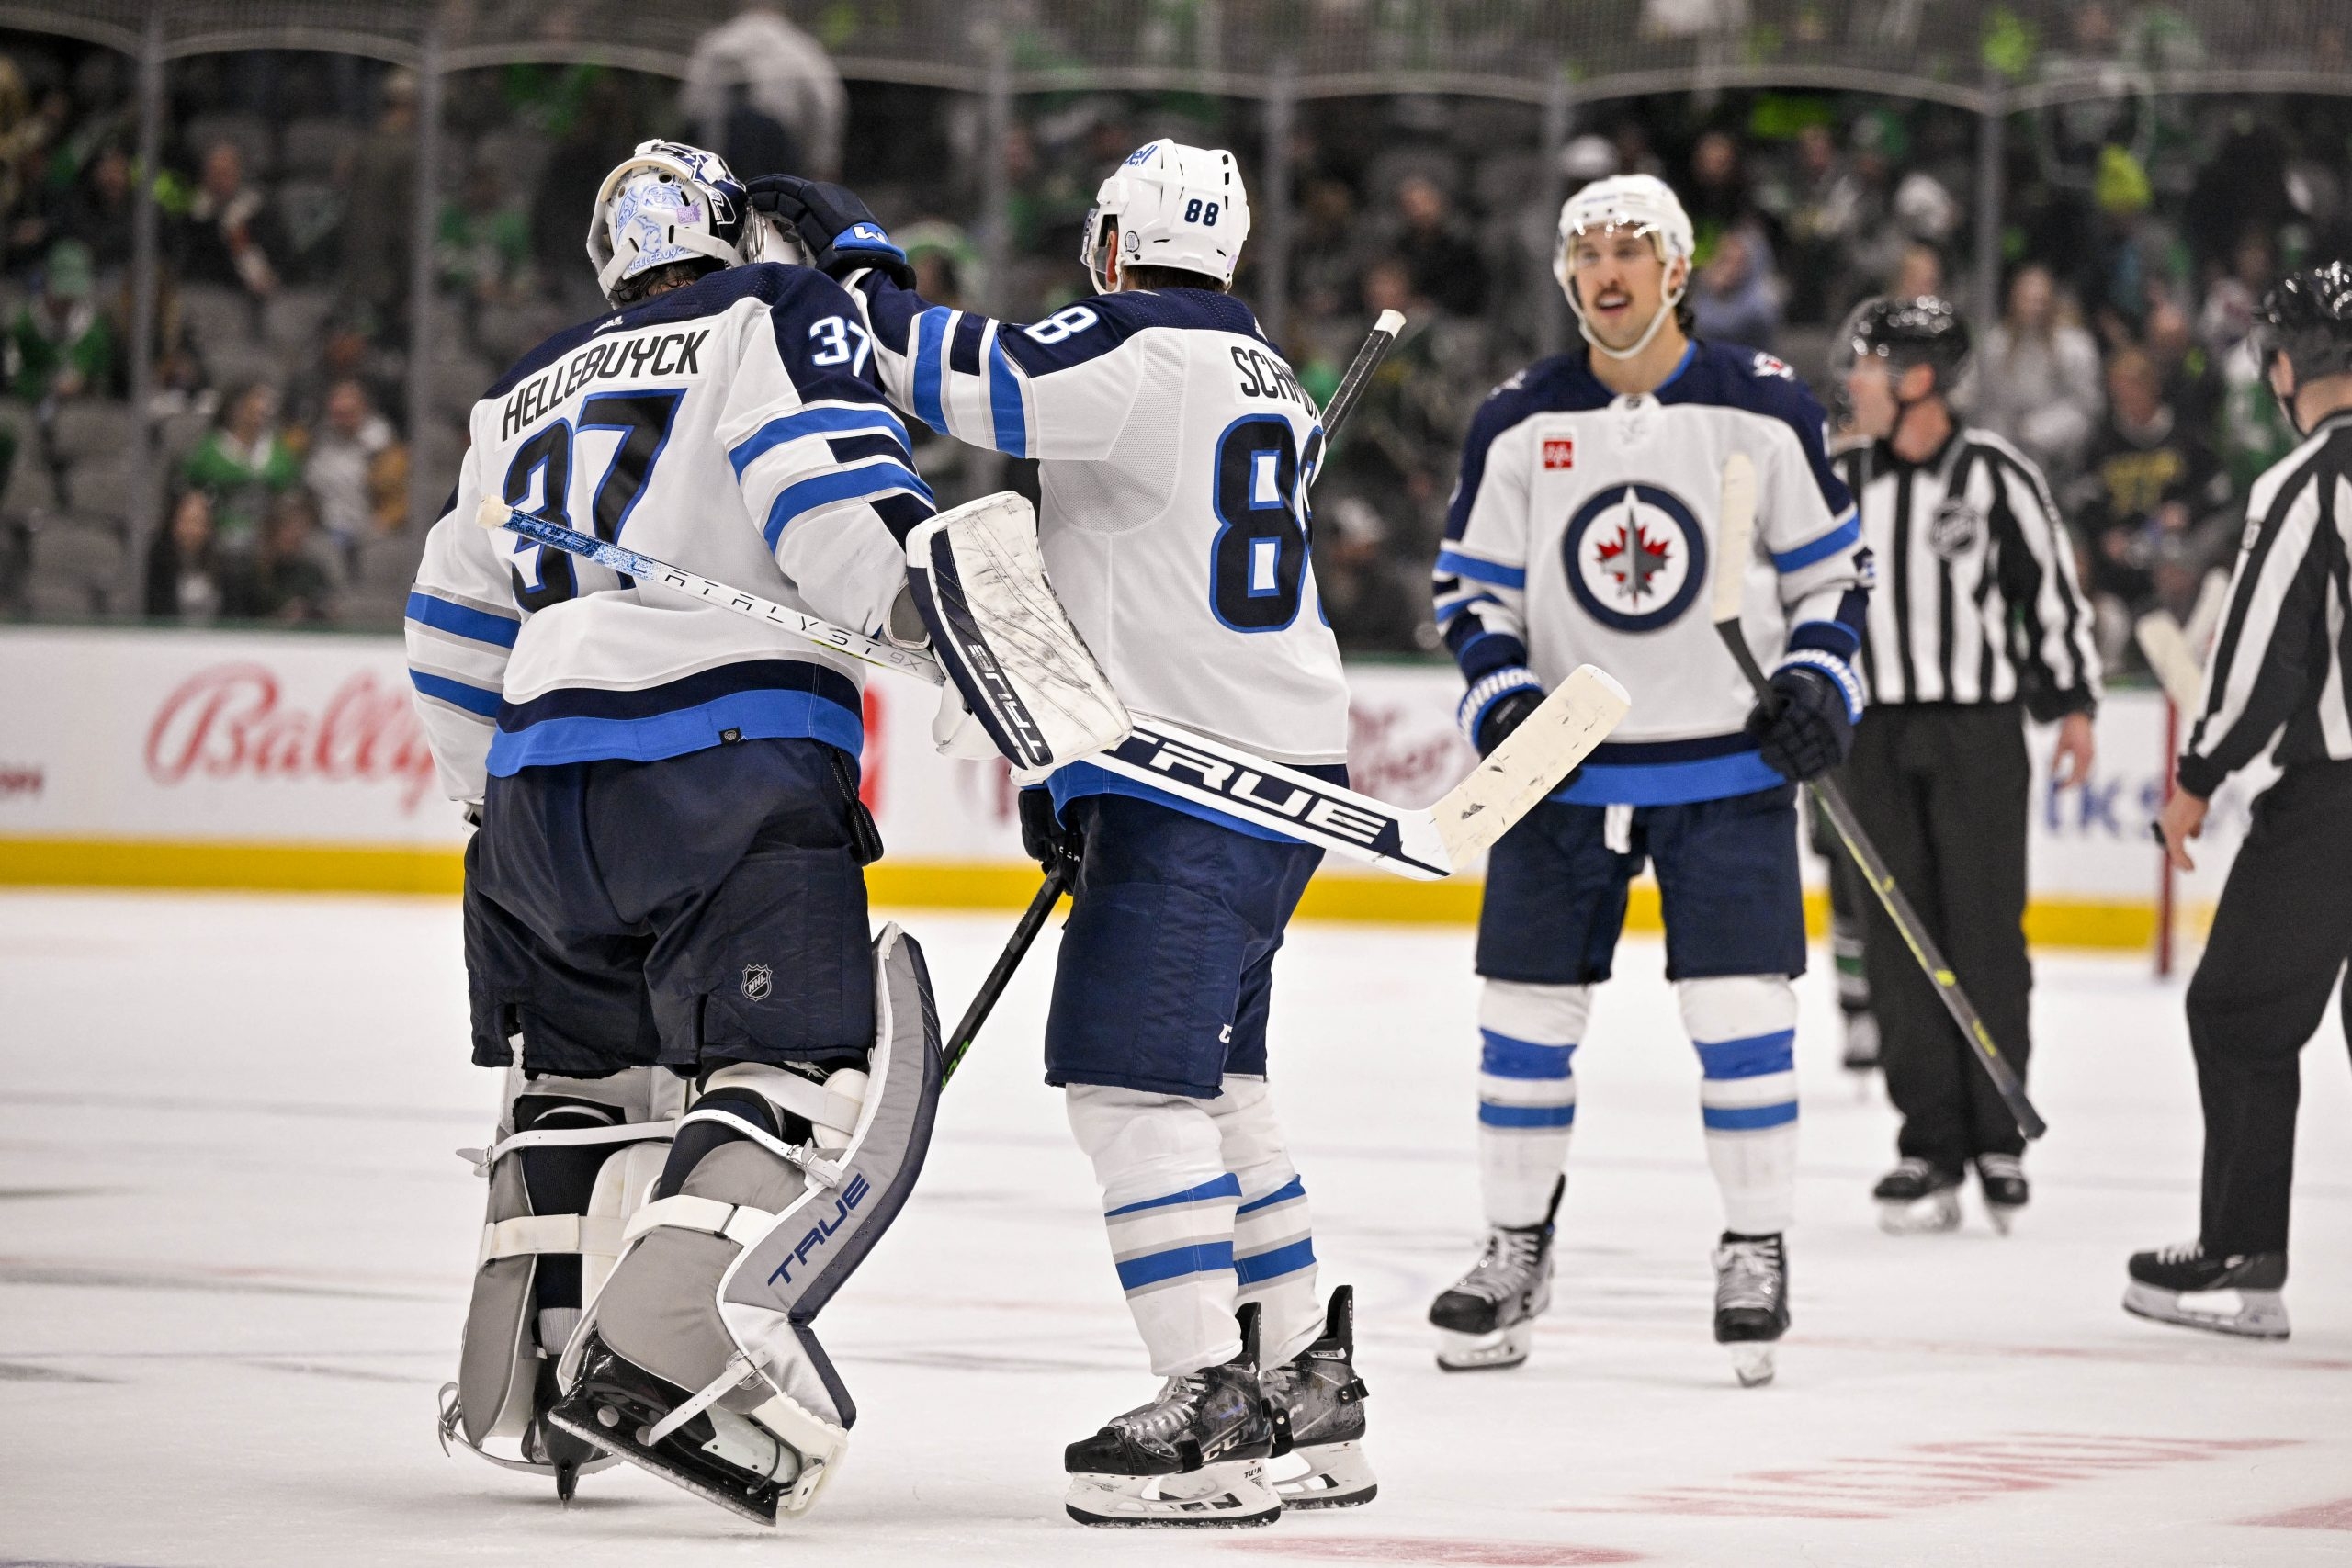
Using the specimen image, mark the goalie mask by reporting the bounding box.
[588,139,777,304]
[1080,139,1252,292]
[1554,174,1695,362]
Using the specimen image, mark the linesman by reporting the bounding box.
[1831,297,2100,1235]
[2129,263,2352,1340]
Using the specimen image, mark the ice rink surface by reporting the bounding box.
[3,888,2348,1568]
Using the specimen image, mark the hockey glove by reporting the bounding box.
[1017,786,1082,875]
[1458,668,1547,758]
[744,175,915,288]
[1747,661,1858,782]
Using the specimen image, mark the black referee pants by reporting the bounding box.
[1840,703,2034,1167]
[2188,760,2352,1258]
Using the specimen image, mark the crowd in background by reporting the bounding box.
[3,6,2349,685]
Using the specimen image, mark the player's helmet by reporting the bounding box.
[1554,175,1696,360]
[2253,261,2352,385]
[1080,139,1252,292]
[1835,295,1973,393]
[586,139,770,304]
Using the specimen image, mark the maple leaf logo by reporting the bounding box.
[1592,500,1673,602]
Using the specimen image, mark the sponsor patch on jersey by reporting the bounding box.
[1928,499,1984,560]
[1561,482,1710,634]
[1544,437,1577,470]
[1751,351,1795,379]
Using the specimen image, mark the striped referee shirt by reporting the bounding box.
[1833,428,2101,721]
[2178,409,2352,798]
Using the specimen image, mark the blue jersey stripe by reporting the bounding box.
[1435,548,1526,590]
[484,687,863,775]
[1702,1101,1799,1132]
[1479,1101,1577,1129]
[1103,1174,1242,1218]
[1694,1029,1797,1081]
[1233,1236,1317,1285]
[1236,1175,1305,1216]
[1114,1240,1236,1292]
[987,334,1028,457]
[409,669,501,716]
[1479,1030,1576,1079]
[1772,511,1861,572]
[763,461,934,550]
[1555,750,1785,807]
[729,406,911,478]
[405,592,519,649]
[912,307,951,433]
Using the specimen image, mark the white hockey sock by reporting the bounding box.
[1204,1075,1320,1366]
[1476,980,1590,1229]
[1066,1084,1241,1377]
[1679,976,1799,1235]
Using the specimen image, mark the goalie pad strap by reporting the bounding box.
[476,1213,631,1269]
[462,1118,679,1177]
[625,1193,781,1249]
[699,1065,865,1145]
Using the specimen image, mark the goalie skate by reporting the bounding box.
[1429,1177,1560,1371]
[1064,1304,1282,1529]
[1263,1285,1375,1509]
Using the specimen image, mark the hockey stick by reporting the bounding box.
[477,502,1627,879]
[1714,453,2047,1141]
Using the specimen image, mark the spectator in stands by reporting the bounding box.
[181,381,299,554]
[1684,129,1764,256]
[178,138,280,299]
[2075,347,2231,626]
[57,142,133,274]
[2144,292,2222,432]
[1772,122,1857,324]
[1891,242,1943,301]
[1690,227,1780,349]
[142,486,225,622]
[6,239,112,405]
[338,69,415,334]
[224,487,336,622]
[2199,233,2275,358]
[303,378,403,571]
[1977,264,2106,482]
[1391,175,1487,319]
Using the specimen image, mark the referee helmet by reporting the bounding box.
[2255,261,2352,385]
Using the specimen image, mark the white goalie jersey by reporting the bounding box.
[405,264,933,804]
[839,276,1352,817]
[1436,341,1867,806]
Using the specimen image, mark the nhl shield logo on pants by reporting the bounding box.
[741,964,774,1001]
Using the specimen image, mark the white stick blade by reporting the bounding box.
[1430,664,1631,865]
[1713,452,1758,626]
[475,497,514,532]
[2133,612,2203,712]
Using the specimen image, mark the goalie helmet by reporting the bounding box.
[1554,174,1696,361]
[1080,139,1252,292]
[586,139,773,304]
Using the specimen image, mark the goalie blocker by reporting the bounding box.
[545,924,944,1524]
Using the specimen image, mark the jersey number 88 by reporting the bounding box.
[1208,415,1318,631]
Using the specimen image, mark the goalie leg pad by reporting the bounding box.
[905,491,1132,784]
[548,924,943,1523]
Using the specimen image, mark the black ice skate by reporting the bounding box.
[1713,1232,1789,1387]
[1063,1303,1282,1528]
[546,1333,809,1525]
[1839,1010,1880,1074]
[1262,1285,1374,1509]
[1975,1153,2029,1235]
[1429,1176,1561,1371]
[1873,1156,1963,1234]
[2123,1243,2290,1339]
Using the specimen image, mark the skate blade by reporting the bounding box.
[1065,1459,1283,1527]
[2121,1283,2290,1340]
[1725,1343,1777,1387]
[546,1401,793,1526]
[1985,1202,2023,1236]
[1272,1439,1378,1509]
[1876,1193,1962,1235]
[1434,1323,1532,1372]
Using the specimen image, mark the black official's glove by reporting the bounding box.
[744,175,915,288]
[1747,662,1857,782]
[1017,786,1082,874]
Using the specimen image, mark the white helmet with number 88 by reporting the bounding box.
[1080,139,1252,292]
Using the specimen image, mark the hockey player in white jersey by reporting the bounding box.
[413,141,951,1522]
[755,144,1373,1526]
[1427,175,1868,1386]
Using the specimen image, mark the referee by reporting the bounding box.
[2127,264,2352,1340]
[1831,298,2101,1235]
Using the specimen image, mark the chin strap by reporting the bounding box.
[1576,285,1686,362]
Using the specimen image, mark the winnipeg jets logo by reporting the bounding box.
[1562,483,1709,633]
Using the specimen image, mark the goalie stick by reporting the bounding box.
[1714,451,2047,1141]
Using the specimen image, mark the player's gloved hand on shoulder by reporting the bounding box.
[1017,787,1082,875]
[1458,668,1547,759]
[744,175,915,288]
[1747,657,1860,782]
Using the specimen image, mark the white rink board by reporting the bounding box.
[0,625,2247,933]
[0,890,2346,1567]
